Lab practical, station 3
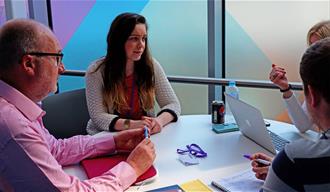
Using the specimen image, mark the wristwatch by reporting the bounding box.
[124,119,130,129]
[280,84,292,93]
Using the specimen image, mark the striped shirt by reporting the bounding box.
[262,136,330,192]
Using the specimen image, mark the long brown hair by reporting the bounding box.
[99,13,155,113]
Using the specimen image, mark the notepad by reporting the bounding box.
[81,154,157,185]
[211,169,264,192]
[180,179,212,192]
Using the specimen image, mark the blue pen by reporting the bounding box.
[144,126,149,139]
[243,154,271,166]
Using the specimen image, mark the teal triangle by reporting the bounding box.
[225,11,272,80]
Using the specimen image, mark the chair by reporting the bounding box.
[0,125,59,191]
[42,88,89,139]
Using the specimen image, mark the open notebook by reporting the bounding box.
[211,169,264,192]
[81,154,157,185]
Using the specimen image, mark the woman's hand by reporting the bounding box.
[142,116,163,134]
[130,119,152,130]
[269,64,289,90]
[250,152,273,180]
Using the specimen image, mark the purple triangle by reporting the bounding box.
[51,0,96,48]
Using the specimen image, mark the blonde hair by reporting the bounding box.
[307,20,330,46]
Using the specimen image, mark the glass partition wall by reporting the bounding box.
[4,0,330,119]
[225,0,330,119]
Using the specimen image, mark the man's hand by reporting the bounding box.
[126,139,156,177]
[250,152,273,180]
[113,129,144,152]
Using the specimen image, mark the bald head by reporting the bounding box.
[0,19,55,72]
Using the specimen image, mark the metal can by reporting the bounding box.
[212,100,225,124]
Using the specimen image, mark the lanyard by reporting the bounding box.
[126,77,136,118]
[177,144,207,158]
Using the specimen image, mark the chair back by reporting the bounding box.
[42,88,89,138]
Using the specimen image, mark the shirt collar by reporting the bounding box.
[0,80,44,121]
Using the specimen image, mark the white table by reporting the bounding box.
[64,115,316,191]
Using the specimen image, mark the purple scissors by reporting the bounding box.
[177,144,207,158]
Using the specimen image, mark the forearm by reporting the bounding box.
[284,94,313,133]
[49,134,116,165]
[114,118,127,131]
[157,111,174,127]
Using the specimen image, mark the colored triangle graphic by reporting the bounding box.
[51,0,96,48]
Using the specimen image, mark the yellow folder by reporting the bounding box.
[180,179,212,192]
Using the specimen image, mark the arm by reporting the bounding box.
[284,95,315,133]
[15,125,137,191]
[144,60,181,134]
[153,59,181,124]
[45,128,116,165]
[270,64,314,132]
[85,60,119,132]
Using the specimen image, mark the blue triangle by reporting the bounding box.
[59,0,149,92]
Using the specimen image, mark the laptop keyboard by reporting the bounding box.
[268,130,290,151]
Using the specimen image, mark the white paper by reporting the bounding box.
[212,169,264,192]
[178,154,199,166]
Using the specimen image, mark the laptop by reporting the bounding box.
[225,93,289,154]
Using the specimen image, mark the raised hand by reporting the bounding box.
[269,64,290,90]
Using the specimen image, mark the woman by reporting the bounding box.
[85,13,181,135]
[252,20,330,183]
[270,20,330,133]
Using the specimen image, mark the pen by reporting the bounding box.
[211,181,230,192]
[243,154,271,166]
[144,126,149,139]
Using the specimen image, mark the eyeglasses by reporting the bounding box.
[25,52,64,66]
[177,143,207,158]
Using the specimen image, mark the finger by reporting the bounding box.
[144,138,152,145]
[251,161,259,167]
[144,118,152,123]
[142,116,152,120]
[250,153,263,159]
[274,66,285,71]
[143,119,152,127]
[273,74,283,83]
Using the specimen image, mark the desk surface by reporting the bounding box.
[64,115,314,191]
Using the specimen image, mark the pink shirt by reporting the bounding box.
[0,80,137,191]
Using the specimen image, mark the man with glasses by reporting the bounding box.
[0,19,155,191]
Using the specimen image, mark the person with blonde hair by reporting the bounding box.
[251,20,330,185]
[252,38,330,191]
[85,13,181,135]
[270,20,330,133]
